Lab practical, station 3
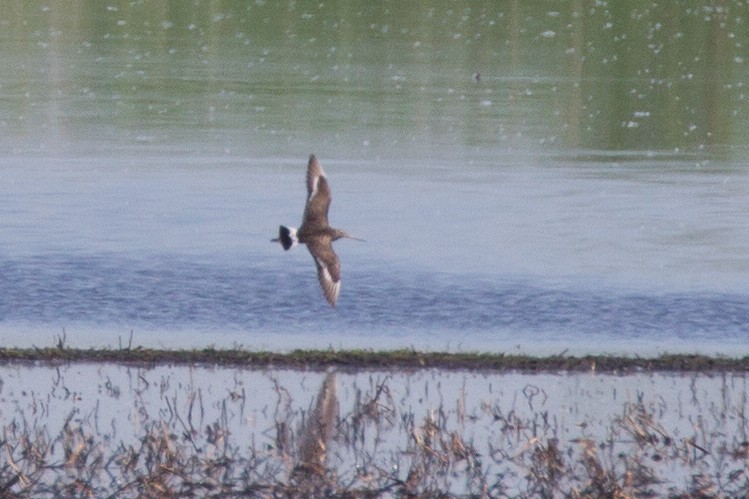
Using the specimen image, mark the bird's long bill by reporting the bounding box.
[341,231,365,242]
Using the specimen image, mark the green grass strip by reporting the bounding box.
[0,346,748,372]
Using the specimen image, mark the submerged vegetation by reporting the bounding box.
[0,339,748,496]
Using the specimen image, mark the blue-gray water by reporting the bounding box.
[2,253,748,347]
[2,1,749,354]
[3,155,749,354]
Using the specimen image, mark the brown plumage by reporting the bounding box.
[272,155,363,306]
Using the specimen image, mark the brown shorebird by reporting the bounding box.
[272,155,363,307]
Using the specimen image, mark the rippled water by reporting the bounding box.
[1,1,748,353]
[2,252,749,353]
[3,155,748,354]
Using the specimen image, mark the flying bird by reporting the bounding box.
[272,155,363,306]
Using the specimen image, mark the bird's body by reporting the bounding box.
[272,155,362,307]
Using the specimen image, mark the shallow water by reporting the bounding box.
[1,1,748,353]
[3,364,748,494]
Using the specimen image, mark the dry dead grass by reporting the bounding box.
[0,363,748,498]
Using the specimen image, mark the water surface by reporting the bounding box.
[2,1,748,353]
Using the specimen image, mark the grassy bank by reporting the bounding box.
[1,343,748,372]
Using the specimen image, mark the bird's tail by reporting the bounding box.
[272,225,298,250]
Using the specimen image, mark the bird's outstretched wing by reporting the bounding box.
[307,236,341,307]
[302,154,332,230]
